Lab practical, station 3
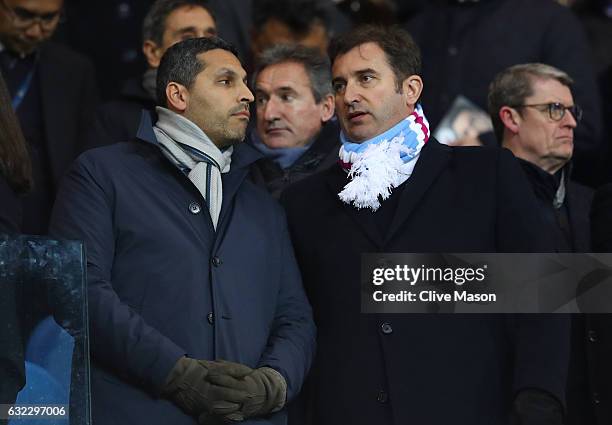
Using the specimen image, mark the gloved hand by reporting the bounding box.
[162,357,250,417]
[205,361,287,421]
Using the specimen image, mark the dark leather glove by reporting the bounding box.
[162,357,249,417]
[510,389,564,425]
[206,362,287,421]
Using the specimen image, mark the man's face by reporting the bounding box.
[145,5,216,68]
[252,19,328,59]
[0,0,63,55]
[184,49,254,148]
[332,42,410,142]
[255,61,332,149]
[514,78,577,172]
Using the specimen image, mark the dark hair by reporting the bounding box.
[487,63,573,142]
[328,25,421,91]
[156,36,239,106]
[253,44,332,103]
[253,0,331,36]
[142,0,215,45]
[0,73,32,194]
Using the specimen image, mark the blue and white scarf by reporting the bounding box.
[338,104,430,211]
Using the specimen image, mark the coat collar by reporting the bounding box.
[325,138,451,248]
[135,110,263,238]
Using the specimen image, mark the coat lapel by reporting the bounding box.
[325,165,385,248]
[385,140,451,244]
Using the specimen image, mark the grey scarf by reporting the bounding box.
[154,107,232,229]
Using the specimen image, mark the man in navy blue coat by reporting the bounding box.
[50,37,315,425]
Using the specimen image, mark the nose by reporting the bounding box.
[262,97,281,122]
[342,80,361,107]
[240,82,254,105]
[24,21,44,39]
[563,109,578,129]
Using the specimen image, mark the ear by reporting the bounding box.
[499,106,521,134]
[143,40,163,69]
[402,75,423,108]
[165,82,189,113]
[319,94,335,123]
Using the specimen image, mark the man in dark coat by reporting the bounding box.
[488,63,592,253]
[50,37,315,425]
[249,44,338,199]
[281,25,569,425]
[405,0,602,186]
[86,0,217,149]
[0,0,97,235]
[487,63,606,424]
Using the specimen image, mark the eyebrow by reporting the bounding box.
[332,67,379,82]
[276,86,298,93]
[354,68,379,77]
[215,68,247,81]
[174,26,199,36]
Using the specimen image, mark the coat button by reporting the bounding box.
[588,330,598,343]
[211,256,222,267]
[381,322,393,335]
[207,312,214,325]
[189,202,201,214]
[593,392,601,404]
[377,390,388,403]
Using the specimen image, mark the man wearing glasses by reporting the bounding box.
[488,63,592,253]
[0,0,97,236]
[489,63,612,424]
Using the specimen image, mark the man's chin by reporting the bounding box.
[4,39,38,56]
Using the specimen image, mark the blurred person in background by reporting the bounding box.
[333,0,398,25]
[0,0,97,235]
[0,71,30,414]
[0,72,31,233]
[87,0,217,149]
[250,44,337,199]
[250,0,333,67]
[57,0,152,101]
[406,0,602,187]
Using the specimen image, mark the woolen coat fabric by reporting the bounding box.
[564,182,612,425]
[516,159,593,253]
[50,113,316,425]
[281,140,570,425]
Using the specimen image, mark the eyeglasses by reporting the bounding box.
[1,0,64,30]
[513,102,583,123]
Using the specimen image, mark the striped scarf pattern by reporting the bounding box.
[154,107,232,229]
[338,104,430,211]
